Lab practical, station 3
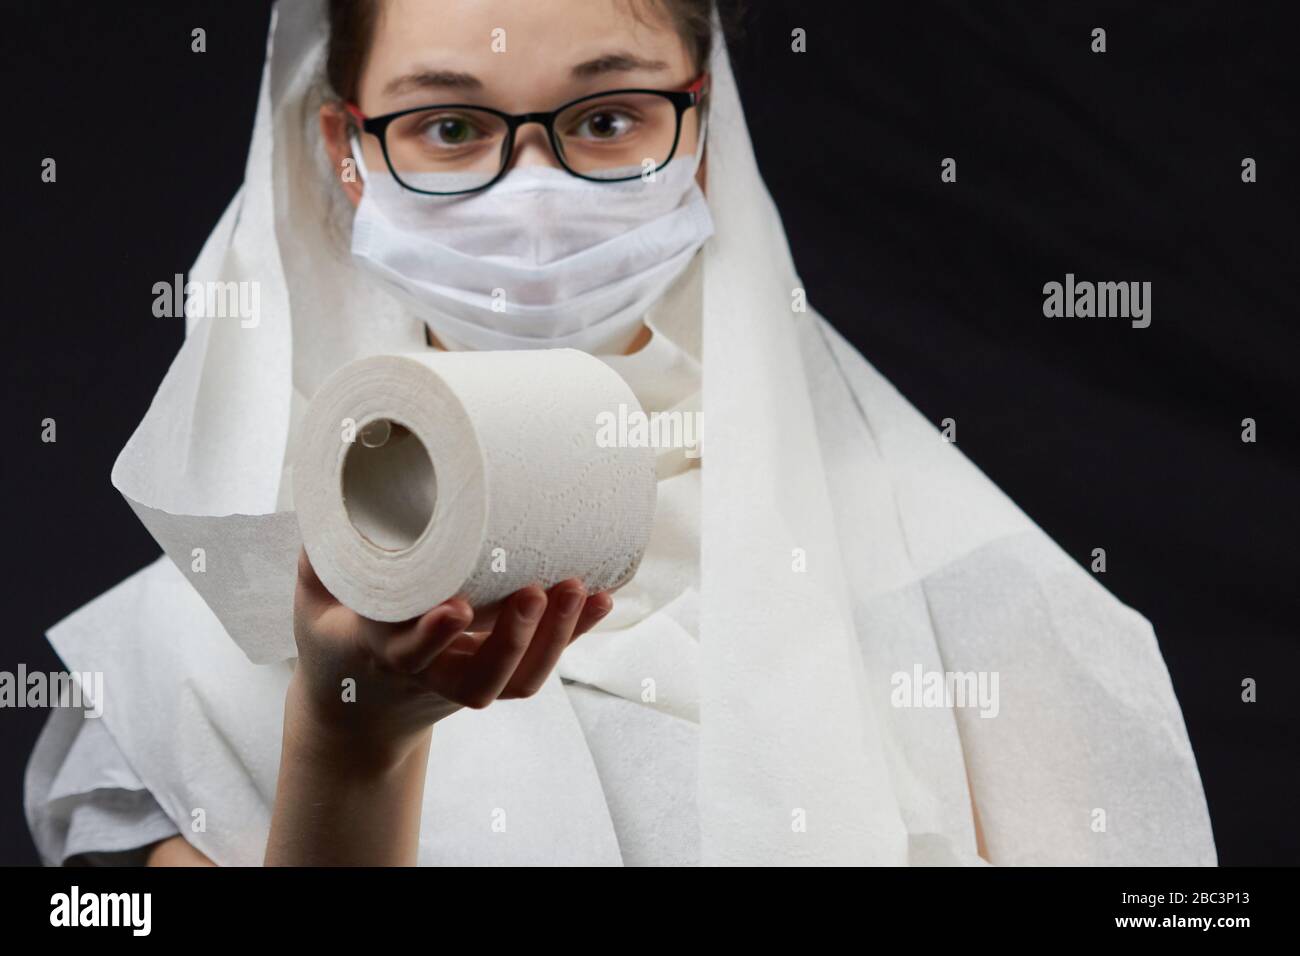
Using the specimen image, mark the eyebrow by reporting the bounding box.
[382,69,482,98]
[380,52,670,99]
[570,52,670,79]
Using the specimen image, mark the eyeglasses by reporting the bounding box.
[346,73,709,196]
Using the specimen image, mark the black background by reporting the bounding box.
[3,1,1296,866]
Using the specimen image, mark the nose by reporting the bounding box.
[503,118,563,172]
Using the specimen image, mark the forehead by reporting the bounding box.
[362,0,695,110]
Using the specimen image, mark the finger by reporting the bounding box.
[466,587,612,642]
[441,632,487,656]
[393,599,475,674]
[453,586,547,709]
[569,591,614,644]
[412,630,480,693]
[502,580,585,698]
[361,600,473,674]
[463,596,508,634]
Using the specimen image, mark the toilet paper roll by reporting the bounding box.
[293,348,657,622]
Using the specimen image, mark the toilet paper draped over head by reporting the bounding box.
[42,0,1215,865]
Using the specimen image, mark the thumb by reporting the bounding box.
[295,547,340,613]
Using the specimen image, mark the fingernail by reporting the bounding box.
[436,605,471,634]
[558,587,585,617]
[591,600,613,620]
[519,593,547,622]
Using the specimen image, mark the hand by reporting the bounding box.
[289,548,613,769]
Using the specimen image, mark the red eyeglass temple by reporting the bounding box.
[345,71,710,123]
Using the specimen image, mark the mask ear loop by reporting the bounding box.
[348,133,371,183]
[677,93,711,180]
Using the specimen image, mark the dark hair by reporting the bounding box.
[326,0,726,103]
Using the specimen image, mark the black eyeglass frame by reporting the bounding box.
[345,73,709,196]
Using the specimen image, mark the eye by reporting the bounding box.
[571,108,637,141]
[416,112,488,147]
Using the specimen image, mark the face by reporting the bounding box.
[321,0,706,206]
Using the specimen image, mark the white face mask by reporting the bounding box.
[348,129,714,353]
